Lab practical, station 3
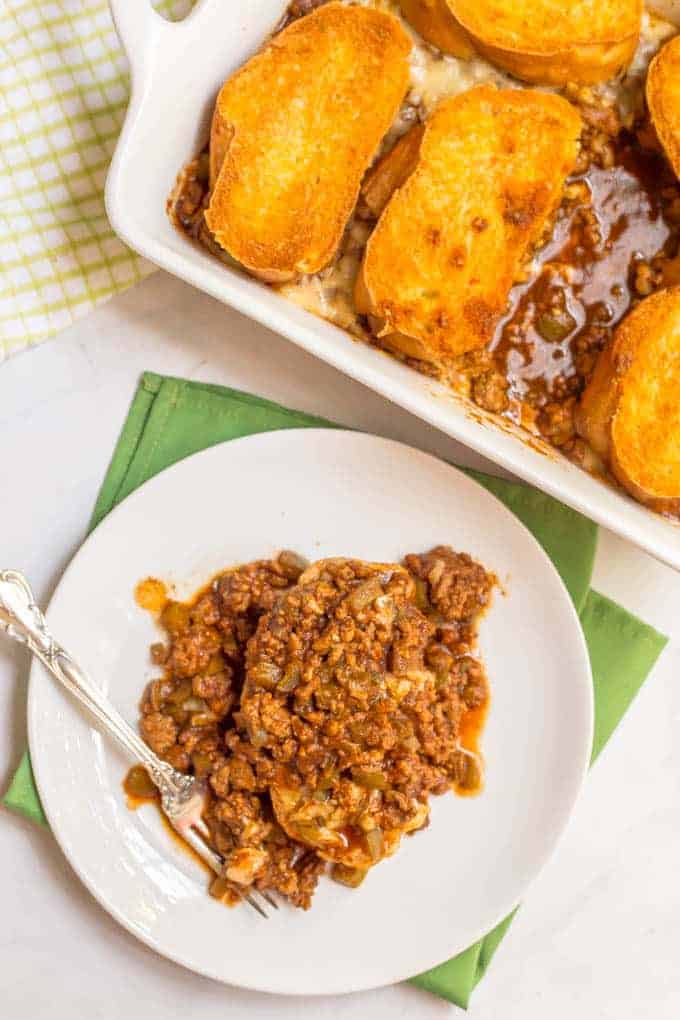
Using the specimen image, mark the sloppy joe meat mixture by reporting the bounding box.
[168,0,680,478]
[125,546,494,909]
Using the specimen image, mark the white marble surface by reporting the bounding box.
[1,272,679,1018]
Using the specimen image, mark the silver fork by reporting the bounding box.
[0,569,276,919]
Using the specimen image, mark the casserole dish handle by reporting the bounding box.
[109,0,223,81]
[109,0,163,74]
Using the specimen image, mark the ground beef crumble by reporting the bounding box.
[127,546,494,909]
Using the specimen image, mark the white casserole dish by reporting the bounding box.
[105,0,680,570]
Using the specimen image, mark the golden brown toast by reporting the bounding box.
[204,3,411,283]
[446,0,642,84]
[576,286,680,515]
[356,86,581,363]
[399,0,475,59]
[647,34,680,181]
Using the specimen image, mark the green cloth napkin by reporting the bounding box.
[3,372,667,1008]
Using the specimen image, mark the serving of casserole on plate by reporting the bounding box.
[27,430,593,994]
[127,544,496,910]
[106,0,680,567]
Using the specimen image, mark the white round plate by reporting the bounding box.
[28,430,593,996]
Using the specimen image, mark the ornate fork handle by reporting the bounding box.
[0,569,194,804]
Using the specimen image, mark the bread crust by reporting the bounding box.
[446,0,642,84]
[576,286,680,514]
[204,3,411,283]
[360,124,425,220]
[357,86,581,362]
[647,34,680,181]
[398,0,475,59]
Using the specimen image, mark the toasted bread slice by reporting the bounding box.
[446,0,642,84]
[356,86,581,362]
[576,286,680,514]
[647,34,680,181]
[204,3,411,283]
[399,0,475,59]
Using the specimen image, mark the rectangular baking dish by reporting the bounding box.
[105,0,680,570]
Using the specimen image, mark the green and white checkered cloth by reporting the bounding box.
[0,0,194,361]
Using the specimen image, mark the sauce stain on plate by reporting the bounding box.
[134,578,168,614]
